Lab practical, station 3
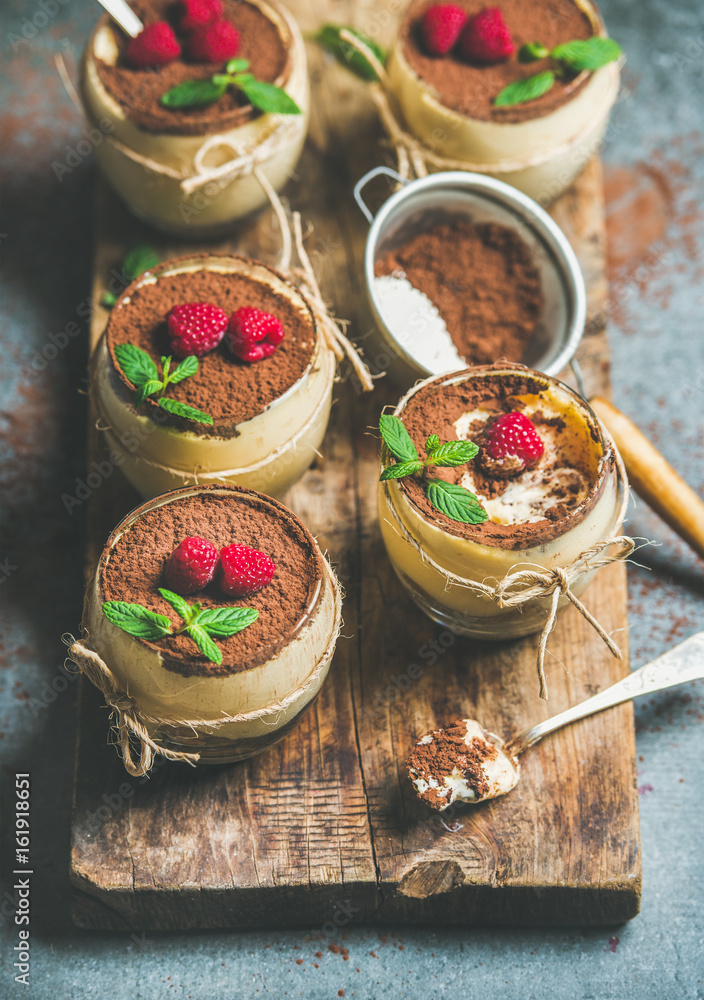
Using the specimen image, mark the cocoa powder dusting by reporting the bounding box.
[396,366,611,549]
[106,258,316,436]
[407,721,498,810]
[93,0,289,136]
[400,0,595,124]
[374,220,543,365]
[100,486,324,677]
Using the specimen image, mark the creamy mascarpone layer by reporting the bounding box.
[93,259,336,499]
[454,399,589,525]
[409,720,519,810]
[85,555,341,743]
[81,0,309,232]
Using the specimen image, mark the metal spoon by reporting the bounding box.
[503,630,704,758]
[409,632,704,809]
[95,0,143,37]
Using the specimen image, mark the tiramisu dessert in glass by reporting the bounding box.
[81,0,309,233]
[377,364,624,638]
[91,253,336,499]
[81,484,342,765]
[386,0,621,200]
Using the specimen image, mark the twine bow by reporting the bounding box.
[63,636,199,776]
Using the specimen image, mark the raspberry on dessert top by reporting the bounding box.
[400,0,596,123]
[105,258,317,436]
[100,487,324,677]
[393,367,612,549]
[93,0,290,135]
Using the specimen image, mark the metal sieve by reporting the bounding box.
[354,167,587,386]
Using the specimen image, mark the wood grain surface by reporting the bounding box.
[70,0,640,929]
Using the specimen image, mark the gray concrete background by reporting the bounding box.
[1,0,703,996]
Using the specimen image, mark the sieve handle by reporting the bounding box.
[353,166,408,224]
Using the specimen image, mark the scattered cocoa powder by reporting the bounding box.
[105,256,316,437]
[92,0,289,136]
[374,220,543,365]
[100,485,324,677]
[400,0,595,123]
[407,721,498,810]
[394,365,612,549]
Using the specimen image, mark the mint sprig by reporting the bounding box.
[113,344,213,426]
[314,24,386,82]
[101,244,160,308]
[496,35,622,107]
[102,590,259,666]
[378,415,487,525]
[161,58,301,114]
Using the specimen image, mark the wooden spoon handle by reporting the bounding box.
[591,395,704,561]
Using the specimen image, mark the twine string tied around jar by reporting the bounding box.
[384,437,635,699]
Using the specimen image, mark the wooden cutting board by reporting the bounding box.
[70,0,640,929]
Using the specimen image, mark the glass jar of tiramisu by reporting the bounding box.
[81,484,342,765]
[91,252,336,499]
[386,0,620,202]
[378,365,625,638]
[81,0,309,234]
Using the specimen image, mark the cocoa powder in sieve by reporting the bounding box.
[374,219,544,366]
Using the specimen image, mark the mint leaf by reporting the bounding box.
[315,24,386,81]
[518,42,549,63]
[188,624,222,665]
[237,79,301,115]
[427,440,479,467]
[426,479,487,525]
[551,37,621,71]
[380,460,424,482]
[159,398,214,425]
[102,601,173,640]
[169,355,199,384]
[425,434,440,454]
[161,78,228,108]
[197,606,259,638]
[123,244,159,280]
[158,588,193,622]
[134,379,163,407]
[101,291,117,309]
[226,57,250,74]
[114,343,159,387]
[494,71,555,107]
[379,415,419,463]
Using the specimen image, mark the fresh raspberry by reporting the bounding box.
[180,0,223,33]
[459,7,515,63]
[167,302,228,358]
[164,536,219,595]
[421,5,468,56]
[126,23,181,68]
[186,20,240,62]
[483,411,544,475]
[227,307,285,363]
[219,544,276,597]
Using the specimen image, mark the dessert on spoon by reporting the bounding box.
[407,632,704,811]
